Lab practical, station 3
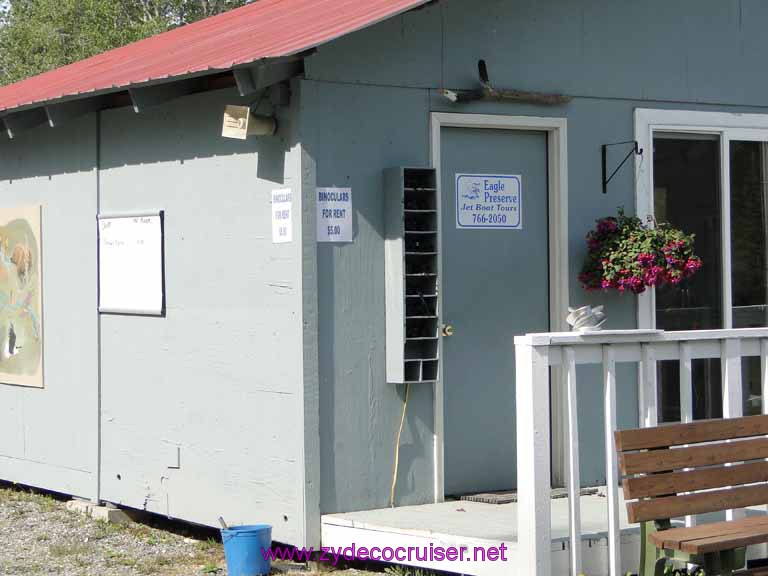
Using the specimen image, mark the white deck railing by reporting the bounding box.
[515,327,768,576]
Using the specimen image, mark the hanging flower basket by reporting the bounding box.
[578,208,702,294]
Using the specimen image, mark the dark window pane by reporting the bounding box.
[730,141,768,414]
[730,141,768,328]
[653,138,722,330]
[658,359,723,422]
[653,137,723,422]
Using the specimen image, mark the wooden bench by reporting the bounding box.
[615,414,768,576]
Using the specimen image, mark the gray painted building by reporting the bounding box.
[1,0,767,550]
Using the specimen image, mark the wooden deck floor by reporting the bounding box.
[322,489,768,576]
[322,488,640,576]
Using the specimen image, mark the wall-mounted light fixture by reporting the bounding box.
[221,104,277,140]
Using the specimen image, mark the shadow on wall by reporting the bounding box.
[0,87,292,184]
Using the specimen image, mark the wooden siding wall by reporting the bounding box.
[0,86,318,547]
[302,0,768,513]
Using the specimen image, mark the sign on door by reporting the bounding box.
[455,174,522,230]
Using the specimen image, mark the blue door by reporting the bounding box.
[441,126,550,496]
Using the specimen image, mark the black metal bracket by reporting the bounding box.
[602,140,643,194]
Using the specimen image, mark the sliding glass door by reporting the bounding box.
[651,130,768,421]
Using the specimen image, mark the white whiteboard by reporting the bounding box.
[98,211,165,315]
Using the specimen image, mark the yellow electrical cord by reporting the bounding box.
[390,382,410,508]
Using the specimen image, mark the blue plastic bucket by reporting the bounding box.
[221,524,272,576]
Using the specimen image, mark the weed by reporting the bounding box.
[106,551,138,568]
[199,538,221,553]
[136,555,175,575]
[91,520,123,540]
[0,485,59,512]
[384,566,438,576]
[48,543,92,558]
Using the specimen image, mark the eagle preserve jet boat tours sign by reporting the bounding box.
[455,174,522,229]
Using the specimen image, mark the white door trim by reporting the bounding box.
[634,108,768,331]
[430,112,569,501]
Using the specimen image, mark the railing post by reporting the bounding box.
[516,342,552,576]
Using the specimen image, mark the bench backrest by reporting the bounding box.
[615,414,768,524]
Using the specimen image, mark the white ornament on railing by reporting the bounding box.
[566,305,606,331]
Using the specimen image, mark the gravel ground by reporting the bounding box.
[0,483,383,576]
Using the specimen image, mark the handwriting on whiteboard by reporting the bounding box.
[98,212,164,315]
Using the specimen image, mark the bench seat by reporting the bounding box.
[615,415,768,574]
[650,516,768,554]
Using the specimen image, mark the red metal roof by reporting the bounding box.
[0,0,430,114]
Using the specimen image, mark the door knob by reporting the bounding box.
[442,324,455,337]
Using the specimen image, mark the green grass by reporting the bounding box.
[90,519,124,540]
[48,543,93,558]
[199,538,220,554]
[0,485,58,512]
[384,566,439,576]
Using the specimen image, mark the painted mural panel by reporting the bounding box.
[0,206,43,388]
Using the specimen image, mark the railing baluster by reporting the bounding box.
[679,343,693,425]
[722,338,744,521]
[722,338,743,419]
[762,339,768,417]
[603,345,621,576]
[679,342,696,528]
[639,344,658,428]
[762,340,768,524]
[758,341,768,568]
[564,347,581,576]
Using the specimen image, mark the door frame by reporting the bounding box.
[430,112,569,501]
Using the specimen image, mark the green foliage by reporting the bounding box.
[0,0,250,86]
[384,566,438,576]
[579,208,702,294]
[663,564,705,576]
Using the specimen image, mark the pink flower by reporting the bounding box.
[685,257,702,271]
[643,265,665,286]
[637,253,655,267]
[596,218,618,235]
